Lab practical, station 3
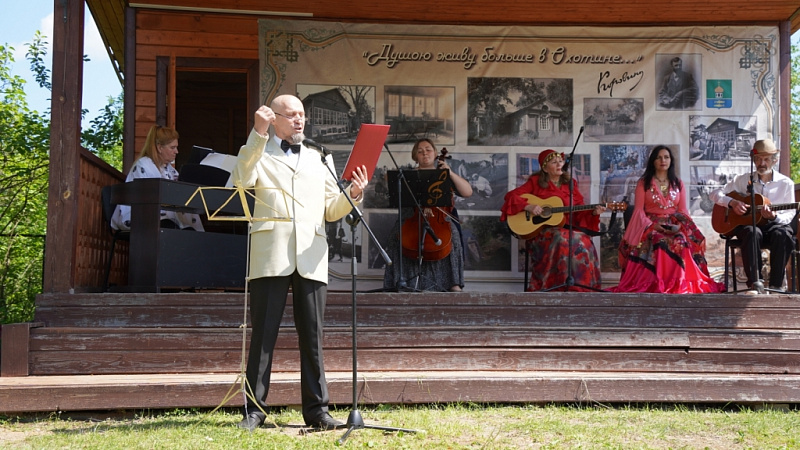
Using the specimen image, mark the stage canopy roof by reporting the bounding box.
[89,0,800,83]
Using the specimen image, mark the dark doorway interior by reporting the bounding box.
[175,70,248,168]
[155,57,258,170]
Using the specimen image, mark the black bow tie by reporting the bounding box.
[280,140,301,153]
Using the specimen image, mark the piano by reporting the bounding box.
[109,178,253,292]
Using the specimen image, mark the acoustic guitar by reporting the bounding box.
[711,191,800,236]
[507,194,627,239]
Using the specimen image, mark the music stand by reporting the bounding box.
[190,185,295,426]
[542,126,604,292]
[387,168,454,291]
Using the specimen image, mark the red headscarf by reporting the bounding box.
[538,149,562,167]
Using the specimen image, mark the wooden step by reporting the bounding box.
[23,326,800,376]
[31,292,800,329]
[2,291,797,410]
[2,371,799,413]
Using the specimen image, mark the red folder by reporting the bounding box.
[341,124,390,182]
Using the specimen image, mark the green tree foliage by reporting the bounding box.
[26,31,51,91]
[1,35,123,324]
[82,92,124,170]
[0,43,50,323]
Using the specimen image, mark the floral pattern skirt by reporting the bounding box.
[526,226,601,292]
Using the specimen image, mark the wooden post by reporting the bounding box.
[777,20,791,176]
[0,324,32,377]
[43,0,86,292]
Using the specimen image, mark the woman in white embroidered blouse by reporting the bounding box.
[110,125,204,232]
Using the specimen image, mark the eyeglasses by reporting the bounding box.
[275,112,309,123]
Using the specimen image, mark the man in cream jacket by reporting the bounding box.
[233,94,368,431]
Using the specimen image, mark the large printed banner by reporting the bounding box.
[258,20,780,285]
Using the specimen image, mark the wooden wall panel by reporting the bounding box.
[137,30,259,48]
[131,11,259,163]
[136,45,255,60]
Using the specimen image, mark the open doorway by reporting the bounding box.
[157,57,258,169]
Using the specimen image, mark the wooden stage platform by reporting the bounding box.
[1,291,799,413]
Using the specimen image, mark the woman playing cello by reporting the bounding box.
[383,138,473,292]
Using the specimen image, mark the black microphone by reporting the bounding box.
[424,223,443,246]
[303,138,331,157]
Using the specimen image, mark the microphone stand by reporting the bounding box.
[309,142,418,443]
[746,154,767,294]
[543,126,603,292]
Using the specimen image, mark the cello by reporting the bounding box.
[401,148,454,261]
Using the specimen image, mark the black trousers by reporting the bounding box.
[733,220,794,288]
[245,272,329,423]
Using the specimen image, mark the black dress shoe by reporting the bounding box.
[238,412,265,431]
[306,412,344,430]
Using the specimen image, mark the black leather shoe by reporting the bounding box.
[307,412,344,430]
[238,412,265,431]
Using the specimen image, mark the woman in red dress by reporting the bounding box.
[501,149,605,291]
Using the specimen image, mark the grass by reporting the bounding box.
[1,403,798,449]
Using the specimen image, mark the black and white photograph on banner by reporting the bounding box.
[325,218,363,266]
[688,163,751,216]
[364,150,508,211]
[688,115,758,161]
[296,84,376,145]
[692,216,726,271]
[655,54,702,111]
[467,77,574,148]
[366,212,398,270]
[451,152,508,211]
[599,215,625,272]
[459,214,512,272]
[583,98,644,142]
[364,158,415,210]
[598,144,678,205]
[384,86,455,146]
[515,152,592,202]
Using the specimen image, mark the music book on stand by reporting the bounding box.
[341,124,390,182]
[387,169,453,207]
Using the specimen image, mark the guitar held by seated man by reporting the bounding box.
[711,191,800,236]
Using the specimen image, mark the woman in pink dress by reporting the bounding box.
[610,145,724,293]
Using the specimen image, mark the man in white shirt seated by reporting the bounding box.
[710,139,796,291]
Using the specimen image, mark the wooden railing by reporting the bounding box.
[75,149,125,290]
